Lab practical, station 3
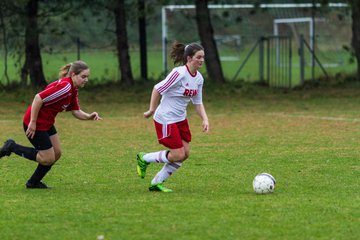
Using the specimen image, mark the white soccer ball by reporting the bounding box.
[253,173,276,194]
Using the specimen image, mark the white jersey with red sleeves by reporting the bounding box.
[23,77,80,131]
[154,65,204,124]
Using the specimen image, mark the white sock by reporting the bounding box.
[151,162,182,185]
[143,150,169,163]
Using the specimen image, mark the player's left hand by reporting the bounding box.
[89,112,102,120]
[202,120,209,133]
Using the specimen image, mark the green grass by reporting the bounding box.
[0,83,360,239]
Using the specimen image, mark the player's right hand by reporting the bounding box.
[26,122,37,139]
[143,110,154,118]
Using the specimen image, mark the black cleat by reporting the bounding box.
[0,139,15,158]
[25,181,50,189]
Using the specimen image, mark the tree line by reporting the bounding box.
[1,0,360,89]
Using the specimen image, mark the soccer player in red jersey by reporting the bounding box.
[136,41,209,192]
[0,61,101,188]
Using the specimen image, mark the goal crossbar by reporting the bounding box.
[274,17,314,65]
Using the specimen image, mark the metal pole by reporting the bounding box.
[138,0,147,80]
[311,0,315,81]
[300,34,305,86]
[77,37,80,60]
[232,39,260,81]
[259,37,264,82]
[161,7,168,75]
[289,35,292,88]
[267,38,270,86]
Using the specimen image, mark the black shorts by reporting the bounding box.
[23,123,57,150]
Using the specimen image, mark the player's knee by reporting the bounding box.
[54,150,61,161]
[169,152,179,162]
[37,151,56,166]
[184,150,190,160]
[38,158,55,166]
[175,151,187,161]
[180,153,189,161]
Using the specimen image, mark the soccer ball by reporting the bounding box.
[253,173,276,194]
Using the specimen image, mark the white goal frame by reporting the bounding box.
[274,17,314,65]
[274,17,314,51]
[161,3,348,73]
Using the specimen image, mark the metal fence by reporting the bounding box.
[233,33,339,88]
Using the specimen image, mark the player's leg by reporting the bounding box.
[166,119,191,162]
[0,139,14,158]
[153,141,189,181]
[149,140,189,192]
[149,120,192,192]
[136,149,172,179]
[0,124,56,163]
[137,121,181,178]
[26,149,55,188]
[0,138,37,161]
[167,140,189,162]
[50,133,62,162]
[26,126,58,189]
[148,160,181,193]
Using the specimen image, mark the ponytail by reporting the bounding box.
[59,63,72,78]
[170,40,204,66]
[59,61,89,78]
[170,41,186,66]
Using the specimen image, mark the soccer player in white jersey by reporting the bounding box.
[137,41,209,192]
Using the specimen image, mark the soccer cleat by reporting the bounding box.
[25,181,50,189]
[137,152,149,179]
[149,183,173,193]
[0,139,15,159]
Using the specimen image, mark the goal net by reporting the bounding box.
[162,3,352,81]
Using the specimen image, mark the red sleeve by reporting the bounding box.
[39,80,71,106]
[66,89,80,111]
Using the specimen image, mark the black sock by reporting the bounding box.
[27,164,53,184]
[10,143,37,161]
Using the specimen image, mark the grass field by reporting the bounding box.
[0,83,360,239]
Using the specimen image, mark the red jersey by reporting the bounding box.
[23,77,80,131]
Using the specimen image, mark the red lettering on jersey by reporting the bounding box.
[183,89,198,97]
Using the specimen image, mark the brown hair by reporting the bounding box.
[59,60,89,78]
[170,41,204,66]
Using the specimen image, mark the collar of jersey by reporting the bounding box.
[185,64,197,77]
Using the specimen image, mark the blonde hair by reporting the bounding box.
[59,60,89,78]
[170,40,204,66]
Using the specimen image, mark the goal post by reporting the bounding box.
[274,17,314,51]
[273,17,314,66]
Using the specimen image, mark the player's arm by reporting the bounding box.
[26,94,43,139]
[143,87,161,118]
[72,110,102,120]
[144,69,181,118]
[194,104,209,133]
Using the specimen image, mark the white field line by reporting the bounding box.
[0,119,18,122]
[2,114,360,123]
[0,116,139,122]
[267,113,360,123]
